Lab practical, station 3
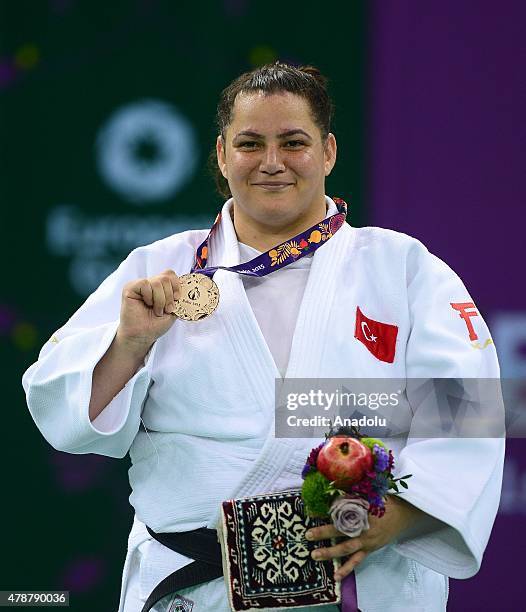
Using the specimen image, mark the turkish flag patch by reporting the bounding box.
[354,306,398,363]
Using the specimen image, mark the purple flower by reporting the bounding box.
[301,442,325,479]
[373,444,389,472]
[329,495,370,538]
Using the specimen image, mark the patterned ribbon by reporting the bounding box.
[191,196,348,277]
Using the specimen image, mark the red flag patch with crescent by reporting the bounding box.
[354,306,398,363]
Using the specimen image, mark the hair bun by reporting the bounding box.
[298,65,329,89]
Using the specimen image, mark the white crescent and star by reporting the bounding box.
[361,321,377,343]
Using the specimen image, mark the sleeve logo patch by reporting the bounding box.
[450,302,479,340]
[450,302,494,349]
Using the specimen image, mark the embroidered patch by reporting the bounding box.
[221,491,340,610]
[450,302,494,349]
[167,594,193,611]
[450,301,481,340]
[354,307,398,363]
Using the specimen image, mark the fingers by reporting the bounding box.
[126,270,180,316]
[130,279,153,306]
[151,270,181,316]
[311,537,363,562]
[308,525,364,572]
[305,525,342,540]
[160,269,181,313]
[160,277,174,314]
[150,278,167,316]
[334,550,368,581]
[308,526,368,580]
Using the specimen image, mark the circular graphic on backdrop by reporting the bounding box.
[96,99,197,204]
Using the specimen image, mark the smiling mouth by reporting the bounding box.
[252,183,294,190]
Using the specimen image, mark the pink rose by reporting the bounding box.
[329,495,370,537]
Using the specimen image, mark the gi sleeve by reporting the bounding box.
[22,247,156,459]
[392,241,505,579]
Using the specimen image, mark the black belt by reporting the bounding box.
[139,526,223,612]
[140,526,347,612]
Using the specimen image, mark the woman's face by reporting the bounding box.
[216,91,337,230]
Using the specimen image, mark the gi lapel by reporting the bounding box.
[208,200,280,415]
[285,221,355,378]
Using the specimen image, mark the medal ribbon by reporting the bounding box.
[191,197,349,278]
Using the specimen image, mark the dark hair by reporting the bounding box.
[208,61,335,199]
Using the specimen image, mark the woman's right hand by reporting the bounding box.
[116,269,182,353]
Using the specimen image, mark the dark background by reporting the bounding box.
[1,1,524,610]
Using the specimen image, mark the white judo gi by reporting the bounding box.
[22,197,504,611]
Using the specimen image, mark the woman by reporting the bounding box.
[23,62,504,611]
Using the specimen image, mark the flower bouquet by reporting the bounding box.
[301,426,412,538]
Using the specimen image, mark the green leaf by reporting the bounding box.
[400,481,408,489]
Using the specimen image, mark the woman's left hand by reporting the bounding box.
[305,496,425,581]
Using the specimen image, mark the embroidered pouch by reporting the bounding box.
[217,489,341,611]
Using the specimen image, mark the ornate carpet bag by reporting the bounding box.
[217,489,341,611]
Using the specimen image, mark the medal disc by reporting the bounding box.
[171,273,219,321]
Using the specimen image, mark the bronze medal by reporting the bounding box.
[171,273,219,321]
